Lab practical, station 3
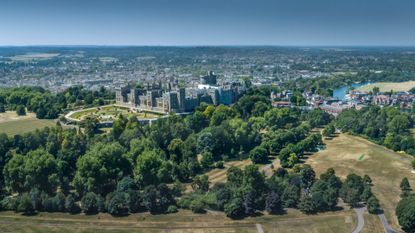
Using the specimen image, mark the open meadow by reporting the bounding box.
[356,80,415,92]
[306,133,415,231]
[0,208,356,233]
[0,111,57,136]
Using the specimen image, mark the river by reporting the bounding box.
[332,82,369,100]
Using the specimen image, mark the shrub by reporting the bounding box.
[249,146,268,164]
[108,192,129,216]
[65,194,81,214]
[16,105,26,116]
[190,200,205,213]
[167,205,178,213]
[224,198,245,219]
[367,196,380,214]
[81,192,98,215]
[17,193,34,215]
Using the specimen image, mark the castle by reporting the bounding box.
[115,71,244,113]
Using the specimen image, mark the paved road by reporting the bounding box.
[255,223,264,233]
[378,214,397,233]
[352,207,365,233]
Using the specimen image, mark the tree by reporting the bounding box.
[340,173,364,207]
[367,196,380,214]
[265,191,282,214]
[224,198,245,219]
[29,188,42,211]
[190,199,206,213]
[400,177,412,197]
[227,166,243,187]
[167,138,184,162]
[200,151,214,169]
[287,153,299,168]
[300,165,316,190]
[372,86,380,95]
[53,192,66,212]
[401,177,411,191]
[73,142,132,195]
[396,195,415,233]
[134,149,168,187]
[0,104,5,113]
[116,176,137,192]
[81,192,99,215]
[16,105,26,116]
[306,109,331,128]
[322,124,335,137]
[360,185,373,203]
[191,175,209,192]
[249,146,268,164]
[185,111,208,133]
[17,193,35,215]
[4,149,60,194]
[127,190,143,213]
[343,188,361,208]
[282,185,300,208]
[65,194,80,214]
[83,117,99,137]
[108,192,129,216]
[298,196,316,214]
[243,188,257,216]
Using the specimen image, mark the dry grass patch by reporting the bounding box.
[356,81,415,92]
[306,133,415,230]
[0,111,57,136]
[0,208,355,233]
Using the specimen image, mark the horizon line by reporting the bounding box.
[1,44,415,48]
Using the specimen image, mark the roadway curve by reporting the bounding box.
[352,207,365,233]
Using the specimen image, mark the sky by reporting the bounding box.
[0,0,414,46]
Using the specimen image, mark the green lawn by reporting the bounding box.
[68,105,161,121]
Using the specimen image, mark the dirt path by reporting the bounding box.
[255,223,264,233]
[378,213,398,233]
[352,207,365,233]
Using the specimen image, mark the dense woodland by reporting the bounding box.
[335,106,415,155]
[0,86,338,217]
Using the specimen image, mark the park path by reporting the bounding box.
[352,207,365,233]
[255,223,264,233]
[378,214,397,233]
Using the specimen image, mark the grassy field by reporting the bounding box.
[356,80,415,92]
[306,133,415,230]
[0,111,57,136]
[0,208,356,233]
